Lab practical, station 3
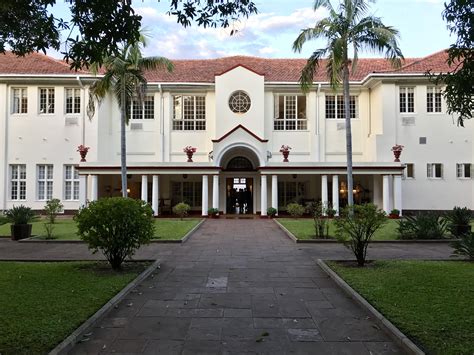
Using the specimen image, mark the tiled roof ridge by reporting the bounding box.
[377,49,449,74]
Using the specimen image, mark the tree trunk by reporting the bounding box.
[343,59,354,208]
[120,87,128,198]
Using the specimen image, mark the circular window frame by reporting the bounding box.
[228,90,251,114]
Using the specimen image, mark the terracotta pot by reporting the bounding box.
[393,150,401,162]
[79,151,87,162]
[11,224,32,240]
[282,151,289,162]
[186,151,193,162]
[389,214,400,219]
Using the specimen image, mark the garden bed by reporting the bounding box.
[327,260,474,355]
[0,261,148,354]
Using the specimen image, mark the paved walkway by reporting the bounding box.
[67,219,424,355]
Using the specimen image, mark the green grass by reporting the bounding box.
[328,261,474,355]
[0,218,202,241]
[277,218,399,240]
[0,261,146,354]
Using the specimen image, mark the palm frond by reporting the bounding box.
[299,48,327,92]
[326,37,345,90]
[139,56,174,72]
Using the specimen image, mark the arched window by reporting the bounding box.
[226,156,254,171]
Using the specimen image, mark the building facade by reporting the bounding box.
[0,51,472,216]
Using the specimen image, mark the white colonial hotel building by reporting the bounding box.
[0,51,472,216]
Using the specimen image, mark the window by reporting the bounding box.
[37,165,54,200]
[173,95,206,130]
[274,95,307,130]
[65,88,81,114]
[404,163,415,179]
[170,181,202,207]
[427,163,443,179]
[456,163,472,179]
[278,181,307,208]
[64,165,80,200]
[399,87,414,113]
[131,96,154,120]
[10,165,26,200]
[325,95,357,119]
[426,86,442,113]
[12,88,27,114]
[39,88,55,114]
[229,91,251,113]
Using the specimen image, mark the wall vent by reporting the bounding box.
[336,122,346,130]
[402,116,416,126]
[65,116,79,126]
[419,137,427,144]
[130,123,143,130]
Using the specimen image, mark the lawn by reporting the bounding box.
[0,261,146,354]
[277,218,399,240]
[0,218,202,241]
[329,260,474,355]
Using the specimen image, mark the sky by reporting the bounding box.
[50,0,453,60]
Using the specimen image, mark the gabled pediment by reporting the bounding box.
[212,125,268,143]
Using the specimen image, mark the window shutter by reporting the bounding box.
[274,94,279,118]
[440,164,443,178]
[470,164,474,179]
[427,164,432,178]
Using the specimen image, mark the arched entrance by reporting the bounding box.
[220,147,260,214]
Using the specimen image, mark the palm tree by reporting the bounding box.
[89,38,173,197]
[293,0,403,208]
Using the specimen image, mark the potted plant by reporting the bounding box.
[4,205,38,240]
[391,144,404,162]
[445,206,472,237]
[208,208,219,218]
[183,146,197,162]
[326,208,337,218]
[267,207,277,218]
[77,144,90,162]
[279,145,292,162]
[389,209,400,219]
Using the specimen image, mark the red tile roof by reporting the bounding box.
[0,50,452,83]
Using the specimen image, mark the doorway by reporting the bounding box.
[226,177,253,214]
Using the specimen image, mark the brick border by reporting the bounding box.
[317,259,425,355]
[273,219,458,244]
[49,259,161,355]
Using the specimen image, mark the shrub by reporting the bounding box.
[4,205,37,225]
[335,204,386,266]
[390,209,400,216]
[74,197,155,270]
[451,232,474,260]
[208,207,219,216]
[173,202,191,220]
[286,203,305,218]
[398,214,448,240]
[44,198,63,224]
[445,206,472,237]
[307,201,329,239]
[267,207,277,217]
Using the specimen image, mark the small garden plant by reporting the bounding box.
[451,232,474,260]
[307,202,330,239]
[335,203,386,266]
[208,207,219,217]
[398,213,448,239]
[75,197,155,270]
[267,207,277,218]
[173,202,191,220]
[43,198,64,239]
[4,205,38,240]
[286,203,305,218]
[445,206,472,237]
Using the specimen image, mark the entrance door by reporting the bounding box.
[226,177,253,214]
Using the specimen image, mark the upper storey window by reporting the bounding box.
[131,96,154,120]
[65,88,81,114]
[325,95,357,119]
[173,95,206,130]
[12,88,28,114]
[399,87,414,113]
[274,95,307,130]
[229,91,251,114]
[39,88,55,114]
[426,86,442,113]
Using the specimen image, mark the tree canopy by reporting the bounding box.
[0,0,257,70]
[433,0,473,126]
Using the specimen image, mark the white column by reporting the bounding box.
[383,175,391,214]
[271,175,278,215]
[321,175,328,215]
[332,175,339,216]
[91,175,98,201]
[393,175,402,216]
[79,174,87,207]
[141,175,148,203]
[202,175,209,216]
[261,175,268,216]
[152,175,159,216]
[212,175,219,211]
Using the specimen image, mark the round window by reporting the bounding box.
[228,91,251,114]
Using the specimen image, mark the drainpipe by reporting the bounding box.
[316,83,322,161]
[76,75,86,145]
[2,84,9,211]
[159,84,165,161]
